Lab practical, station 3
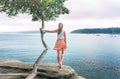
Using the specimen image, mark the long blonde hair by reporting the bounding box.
[58,23,63,34]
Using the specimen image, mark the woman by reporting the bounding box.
[40,23,67,69]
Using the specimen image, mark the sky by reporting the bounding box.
[0,0,120,33]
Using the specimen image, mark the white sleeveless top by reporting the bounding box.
[57,30,64,39]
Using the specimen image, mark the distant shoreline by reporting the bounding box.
[71,27,120,34]
[1,27,120,34]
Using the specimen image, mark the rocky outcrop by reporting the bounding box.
[0,59,85,79]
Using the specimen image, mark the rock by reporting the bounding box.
[0,59,85,79]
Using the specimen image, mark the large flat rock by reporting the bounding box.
[0,59,85,79]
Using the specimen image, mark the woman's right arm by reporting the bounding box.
[40,28,58,33]
[44,29,58,33]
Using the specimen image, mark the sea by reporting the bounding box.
[0,32,120,79]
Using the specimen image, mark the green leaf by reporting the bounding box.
[0,0,69,21]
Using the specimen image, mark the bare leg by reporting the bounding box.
[61,49,65,66]
[57,50,61,68]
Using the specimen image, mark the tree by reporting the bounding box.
[0,0,69,79]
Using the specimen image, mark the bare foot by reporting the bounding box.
[61,62,63,66]
[57,64,61,69]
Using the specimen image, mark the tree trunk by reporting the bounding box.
[40,18,48,49]
[25,49,48,79]
[26,18,48,79]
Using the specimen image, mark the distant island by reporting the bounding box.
[18,30,40,33]
[71,27,120,34]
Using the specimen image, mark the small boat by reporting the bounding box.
[96,34,100,36]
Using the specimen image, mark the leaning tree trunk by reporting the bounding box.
[26,18,48,79]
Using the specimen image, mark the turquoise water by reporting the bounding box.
[0,33,120,79]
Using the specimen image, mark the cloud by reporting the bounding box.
[0,13,40,32]
[0,0,120,32]
[63,0,120,20]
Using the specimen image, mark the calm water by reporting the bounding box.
[0,33,120,79]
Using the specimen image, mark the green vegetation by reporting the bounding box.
[71,27,120,34]
[0,0,69,27]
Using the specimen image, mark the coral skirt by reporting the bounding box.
[54,39,67,50]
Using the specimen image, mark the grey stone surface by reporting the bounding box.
[0,59,85,79]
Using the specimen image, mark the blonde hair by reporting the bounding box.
[58,23,63,34]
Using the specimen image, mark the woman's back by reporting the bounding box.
[57,30,64,39]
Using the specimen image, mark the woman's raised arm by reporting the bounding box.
[40,28,58,33]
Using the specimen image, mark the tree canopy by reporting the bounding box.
[0,0,69,22]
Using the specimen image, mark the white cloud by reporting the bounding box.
[64,0,120,19]
[0,0,120,32]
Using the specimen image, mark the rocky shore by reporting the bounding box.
[0,59,85,79]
